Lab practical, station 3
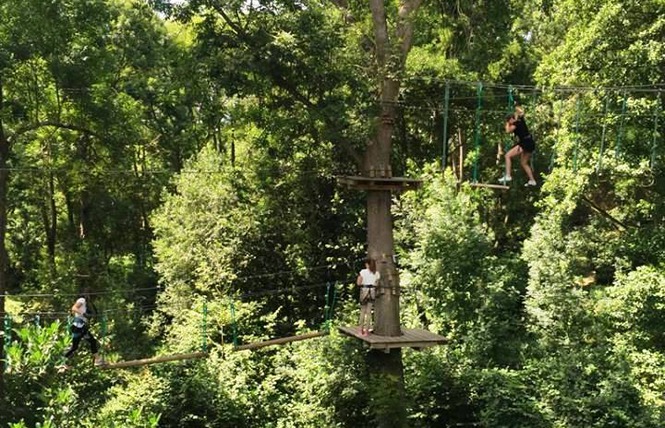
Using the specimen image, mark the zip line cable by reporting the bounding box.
[404,77,665,93]
[238,280,342,299]
[0,166,346,177]
[20,80,665,94]
[1,286,162,299]
[1,261,356,299]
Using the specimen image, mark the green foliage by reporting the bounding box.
[399,167,528,367]
[3,0,665,427]
[3,321,113,426]
[601,266,665,351]
[95,370,165,427]
[404,349,478,427]
[472,368,547,428]
[403,169,493,329]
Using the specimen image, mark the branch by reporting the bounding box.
[368,0,390,68]
[210,3,246,37]
[328,0,356,24]
[328,0,348,8]
[8,121,99,145]
[581,195,629,230]
[397,0,423,60]
[210,4,361,163]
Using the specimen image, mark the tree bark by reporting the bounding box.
[364,1,421,426]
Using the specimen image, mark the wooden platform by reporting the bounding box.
[338,326,448,351]
[234,331,327,351]
[337,176,422,192]
[100,352,208,369]
[469,182,510,190]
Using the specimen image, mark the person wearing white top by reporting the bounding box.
[59,294,104,371]
[357,258,380,336]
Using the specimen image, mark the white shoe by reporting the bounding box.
[524,180,537,187]
[57,364,71,373]
[498,175,512,184]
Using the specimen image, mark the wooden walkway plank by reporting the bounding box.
[469,183,510,190]
[234,331,328,351]
[337,176,422,192]
[101,352,208,369]
[338,326,448,350]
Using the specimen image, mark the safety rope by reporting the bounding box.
[472,82,483,182]
[597,96,610,172]
[101,313,107,360]
[329,285,337,324]
[615,92,628,159]
[322,282,338,332]
[3,315,11,371]
[442,81,450,170]
[549,101,561,172]
[229,301,238,347]
[505,86,515,156]
[573,96,581,172]
[651,95,661,169]
[323,283,332,330]
[529,87,539,171]
[201,300,208,353]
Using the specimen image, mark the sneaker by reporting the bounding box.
[56,364,71,373]
[524,180,537,187]
[498,175,512,184]
[94,356,106,366]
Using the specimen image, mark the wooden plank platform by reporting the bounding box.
[469,182,510,190]
[100,352,208,369]
[234,331,328,351]
[338,326,448,351]
[337,176,422,192]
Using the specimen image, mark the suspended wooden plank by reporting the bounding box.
[101,352,208,369]
[337,176,422,192]
[469,182,510,190]
[338,326,448,351]
[234,331,327,351]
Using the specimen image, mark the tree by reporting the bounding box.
[332,1,423,426]
[0,0,201,400]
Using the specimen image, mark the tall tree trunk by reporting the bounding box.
[365,1,421,426]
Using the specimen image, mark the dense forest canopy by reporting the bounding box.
[1,0,664,426]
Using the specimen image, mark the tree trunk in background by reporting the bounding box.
[365,1,421,426]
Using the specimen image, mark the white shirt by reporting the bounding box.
[73,297,88,320]
[359,268,380,286]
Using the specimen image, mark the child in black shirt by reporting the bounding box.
[499,105,537,186]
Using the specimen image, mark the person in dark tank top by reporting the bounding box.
[499,104,537,187]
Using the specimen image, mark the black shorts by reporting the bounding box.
[518,137,536,153]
